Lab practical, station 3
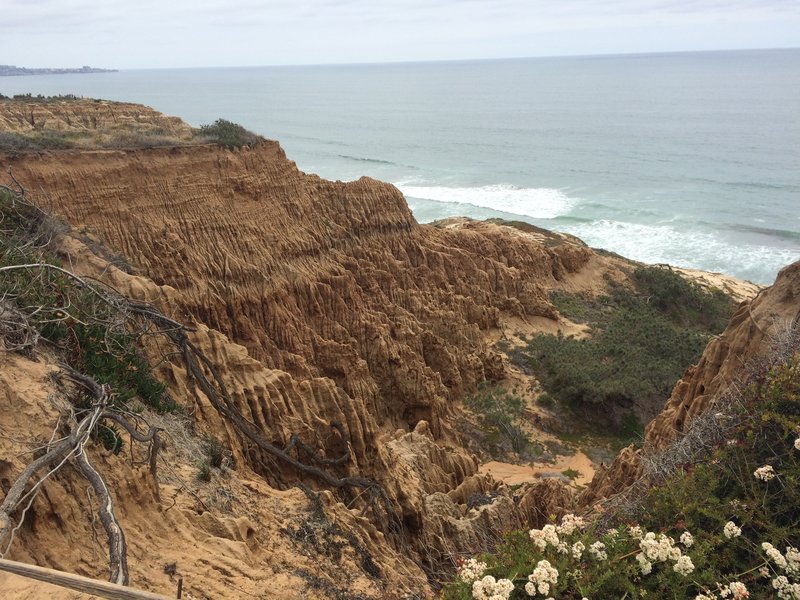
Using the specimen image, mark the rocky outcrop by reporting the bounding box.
[581,260,800,505]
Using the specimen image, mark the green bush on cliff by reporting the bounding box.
[465,384,531,456]
[441,346,800,599]
[525,267,735,430]
[195,118,261,148]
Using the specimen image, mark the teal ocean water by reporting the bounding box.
[2,49,799,284]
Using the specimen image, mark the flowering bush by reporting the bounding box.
[441,353,800,599]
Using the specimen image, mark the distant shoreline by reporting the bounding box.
[0,65,117,77]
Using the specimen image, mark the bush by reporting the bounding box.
[0,189,171,413]
[203,437,227,469]
[195,119,261,149]
[465,384,531,456]
[196,461,211,482]
[71,323,170,411]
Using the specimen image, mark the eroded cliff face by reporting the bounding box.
[0,111,606,597]
[0,98,193,141]
[2,142,591,447]
[582,260,800,505]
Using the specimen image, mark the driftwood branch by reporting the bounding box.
[0,558,171,600]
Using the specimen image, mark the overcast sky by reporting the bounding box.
[2,0,799,69]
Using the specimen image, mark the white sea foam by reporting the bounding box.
[561,220,799,285]
[397,184,575,220]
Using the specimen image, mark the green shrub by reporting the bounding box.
[631,266,734,332]
[0,190,171,413]
[465,384,531,456]
[71,323,169,411]
[203,437,226,469]
[196,460,211,482]
[97,423,124,454]
[195,119,261,149]
[525,268,735,431]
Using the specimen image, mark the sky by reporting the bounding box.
[2,0,799,69]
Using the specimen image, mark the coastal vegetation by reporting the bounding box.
[194,118,262,148]
[0,95,262,151]
[523,266,736,432]
[465,385,532,457]
[0,187,171,442]
[443,330,800,599]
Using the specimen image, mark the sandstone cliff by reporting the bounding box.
[0,98,192,141]
[0,101,615,598]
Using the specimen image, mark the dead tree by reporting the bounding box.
[0,367,160,585]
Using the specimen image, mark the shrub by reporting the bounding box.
[0,189,171,413]
[465,384,531,456]
[203,437,227,469]
[196,461,211,482]
[195,119,261,149]
[524,267,735,431]
[97,423,124,454]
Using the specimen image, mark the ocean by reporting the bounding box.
[2,49,799,284]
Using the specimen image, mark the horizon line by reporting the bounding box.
[80,45,800,72]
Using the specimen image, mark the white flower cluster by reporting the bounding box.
[528,514,587,552]
[719,581,749,598]
[773,576,800,600]
[759,541,800,598]
[680,531,695,548]
[764,543,789,570]
[723,521,742,539]
[529,524,560,552]
[459,558,488,583]
[588,541,607,561]
[786,547,800,578]
[673,555,695,576]
[557,514,586,535]
[754,465,776,481]
[763,543,800,584]
[629,525,644,540]
[525,560,558,597]
[472,575,514,600]
[571,541,585,560]
[636,532,690,576]
[794,438,800,451]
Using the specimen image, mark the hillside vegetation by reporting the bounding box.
[443,327,800,599]
[525,266,736,431]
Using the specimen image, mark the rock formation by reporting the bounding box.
[0,100,610,598]
[0,98,192,140]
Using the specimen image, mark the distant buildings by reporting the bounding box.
[0,65,117,76]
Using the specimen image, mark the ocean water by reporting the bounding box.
[2,49,799,284]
